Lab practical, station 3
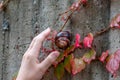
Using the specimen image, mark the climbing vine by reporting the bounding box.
[1,0,118,80]
[40,0,120,80]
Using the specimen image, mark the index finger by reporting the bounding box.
[28,28,51,57]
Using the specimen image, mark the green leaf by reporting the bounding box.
[53,45,75,67]
[53,53,64,67]
[64,54,72,73]
[64,45,75,57]
[82,49,96,64]
[54,63,65,80]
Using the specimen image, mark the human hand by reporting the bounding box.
[16,28,60,80]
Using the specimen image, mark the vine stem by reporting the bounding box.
[3,0,10,8]
[58,0,109,35]
[58,0,86,32]
[94,27,111,38]
[59,11,74,32]
[59,9,71,16]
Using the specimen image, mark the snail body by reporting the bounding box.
[55,31,72,49]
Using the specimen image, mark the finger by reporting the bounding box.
[27,37,36,51]
[29,28,51,57]
[25,36,36,54]
[39,51,60,72]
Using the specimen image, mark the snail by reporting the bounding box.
[55,31,72,49]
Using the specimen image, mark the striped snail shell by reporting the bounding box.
[55,31,72,49]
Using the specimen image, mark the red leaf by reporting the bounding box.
[81,0,87,5]
[106,55,119,77]
[110,14,120,29]
[99,50,109,63]
[106,49,120,77]
[54,63,65,80]
[70,2,80,11]
[64,54,73,73]
[83,33,93,48]
[114,49,120,62]
[82,49,96,64]
[116,14,120,24]
[110,20,119,28]
[71,55,86,75]
[74,34,82,48]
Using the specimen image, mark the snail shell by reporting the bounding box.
[55,31,72,49]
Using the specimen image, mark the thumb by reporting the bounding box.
[39,51,60,72]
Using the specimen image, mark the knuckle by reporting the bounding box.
[33,37,37,41]
[23,54,32,60]
[39,66,45,73]
[34,36,43,42]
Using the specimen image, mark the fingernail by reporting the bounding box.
[53,51,60,57]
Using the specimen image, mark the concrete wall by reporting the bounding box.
[0,0,120,80]
[0,11,4,80]
[109,0,120,80]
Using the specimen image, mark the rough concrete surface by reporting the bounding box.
[0,0,120,80]
[109,0,120,80]
[0,12,4,80]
